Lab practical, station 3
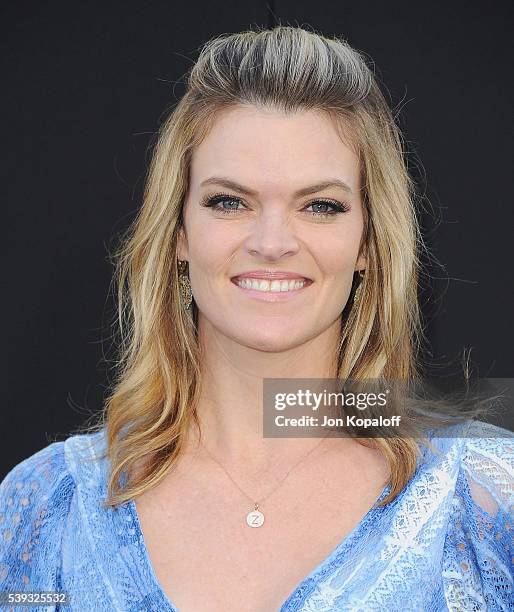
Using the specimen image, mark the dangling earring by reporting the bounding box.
[337,269,365,353]
[178,260,193,310]
[353,269,365,305]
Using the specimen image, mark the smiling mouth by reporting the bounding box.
[231,277,313,293]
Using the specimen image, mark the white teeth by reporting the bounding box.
[236,278,307,292]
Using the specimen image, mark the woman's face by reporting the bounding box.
[178,104,366,352]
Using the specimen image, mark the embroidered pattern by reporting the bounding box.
[1,420,512,611]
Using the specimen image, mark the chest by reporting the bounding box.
[133,446,389,612]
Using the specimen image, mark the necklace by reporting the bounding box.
[200,436,330,528]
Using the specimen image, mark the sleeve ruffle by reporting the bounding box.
[444,420,513,611]
[0,440,75,603]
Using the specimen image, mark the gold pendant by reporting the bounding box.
[246,503,265,528]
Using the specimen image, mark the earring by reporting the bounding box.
[178,260,193,310]
[353,269,365,305]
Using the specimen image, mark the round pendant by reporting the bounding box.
[246,508,265,528]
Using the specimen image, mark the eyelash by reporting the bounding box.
[200,192,350,218]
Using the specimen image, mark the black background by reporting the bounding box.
[3,1,513,477]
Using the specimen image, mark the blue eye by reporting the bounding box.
[304,200,350,216]
[203,195,245,214]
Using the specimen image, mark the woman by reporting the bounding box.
[1,26,512,612]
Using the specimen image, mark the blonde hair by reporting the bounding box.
[75,25,496,509]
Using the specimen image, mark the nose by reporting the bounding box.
[244,209,300,260]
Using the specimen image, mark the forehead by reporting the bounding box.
[189,105,361,195]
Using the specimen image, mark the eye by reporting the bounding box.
[200,194,246,215]
[303,200,350,217]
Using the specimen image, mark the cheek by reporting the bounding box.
[187,220,240,279]
[309,231,361,277]
[306,227,362,311]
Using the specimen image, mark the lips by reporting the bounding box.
[231,270,313,282]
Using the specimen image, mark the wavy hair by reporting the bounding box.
[75,25,497,509]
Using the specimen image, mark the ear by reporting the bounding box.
[177,225,189,261]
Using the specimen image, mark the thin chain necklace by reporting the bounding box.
[200,436,330,528]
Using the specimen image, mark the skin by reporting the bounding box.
[177,104,367,474]
[132,111,384,610]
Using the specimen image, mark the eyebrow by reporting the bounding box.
[200,176,354,197]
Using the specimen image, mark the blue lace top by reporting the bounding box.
[1,419,512,611]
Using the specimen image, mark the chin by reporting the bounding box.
[233,328,308,353]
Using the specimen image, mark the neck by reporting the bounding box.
[182,316,344,472]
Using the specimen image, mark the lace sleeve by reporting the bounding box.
[0,440,75,603]
[448,420,514,611]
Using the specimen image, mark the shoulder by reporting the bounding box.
[458,421,514,456]
[415,419,514,609]
[1,427,108,508]
[459,419,513,506]
[0,428,107,590]
[445,420,513,609]
[456,419,513,543]
[420,418,512,468]
[421,421,514,513]
[0,438,72,532]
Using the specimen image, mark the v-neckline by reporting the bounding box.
[125,482,392,611]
